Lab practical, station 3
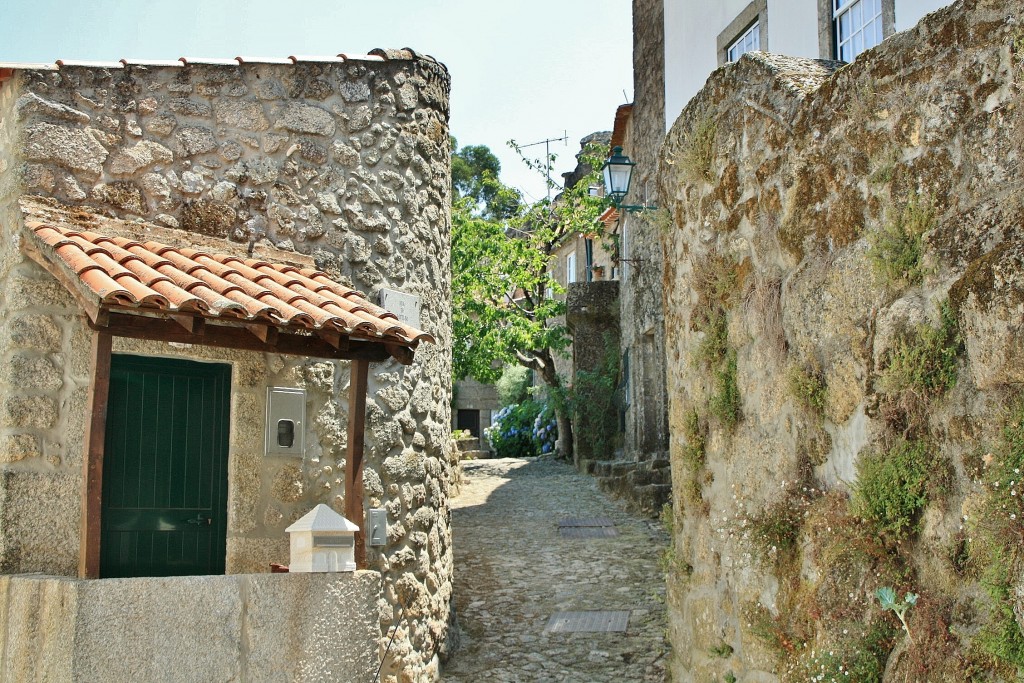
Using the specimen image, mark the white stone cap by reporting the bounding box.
[285,504,360,533]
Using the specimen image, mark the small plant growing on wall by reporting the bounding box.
[875,586,918,640]
[879,300,961,398]
[679,115,718,183]
[709,349,741,428]
[852,438,937,542]
[867,192,935,287]
[787,362,828,418]
[678,408,708,511]
[964,393,1024,675]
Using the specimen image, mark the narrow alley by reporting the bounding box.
[441,457,669,683]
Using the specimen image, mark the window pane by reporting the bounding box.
[727,21,759,62]
[875,17,884,44]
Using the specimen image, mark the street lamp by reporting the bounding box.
[601,146,634,204]
[601,146,655,212]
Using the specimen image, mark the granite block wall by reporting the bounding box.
[0,52,454,682]
[658,0,1024,679]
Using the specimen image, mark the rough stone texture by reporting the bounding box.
[0,52,454,683]
[655,0,1024,680]
[622,0,669,464]
[566,280,621,463]
[440,458,668,683]
[0,572,381,682]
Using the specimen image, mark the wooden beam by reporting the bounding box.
[21,235,103,324]
[385,342,415,366]
[317,328,343,349]
[79,329,112,578]
[90,312,396,362]
[245,323,278,345]
[345,359,370,570]
[171,314,204,334]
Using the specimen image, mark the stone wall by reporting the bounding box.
[566,279,620,463]
[622,0,669,463]
[0,53,453,682]
[0,571,381,682]
[658,0,1024,680]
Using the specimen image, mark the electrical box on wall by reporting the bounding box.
[368,508,387,546]
[266,387,305,456]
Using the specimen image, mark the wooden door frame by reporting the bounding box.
[79,330,377,577]
[79,330,112,578]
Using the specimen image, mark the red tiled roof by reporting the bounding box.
[1,50,431,73]
[610,104,634,151]
[598,207,621,229]
[19,199,432,347]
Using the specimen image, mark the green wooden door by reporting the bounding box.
[100,355,231,578]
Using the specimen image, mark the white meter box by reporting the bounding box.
[266,387,305,456]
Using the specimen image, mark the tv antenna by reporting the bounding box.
[520,131,569,201]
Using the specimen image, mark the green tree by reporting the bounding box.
[451,139,607,457]
[450,137,523,220]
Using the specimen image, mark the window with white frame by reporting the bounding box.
[545,270,553,299]
[727,21,760,63]
[566,251,577,284]
[834,0,884,62]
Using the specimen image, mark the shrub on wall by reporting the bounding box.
[867,192,935,287]
[852,438,935,541]
[967,394,1024,675]
[570,336,621,458]
[879,300,962,397]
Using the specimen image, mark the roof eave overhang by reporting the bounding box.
[18,224,418,365]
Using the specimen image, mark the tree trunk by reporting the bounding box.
[536,352,573,461]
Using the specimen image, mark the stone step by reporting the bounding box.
[632,484,673,515]
[455,438,481,452]
[627,467,671,487]
[460,449,490,460]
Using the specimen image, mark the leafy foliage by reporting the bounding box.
[965,394,1024,675]
[788,621,897,683]
[450,137,522,220]
[569,335,621,457]
[853,438,935,541]
[709,349,741,428]
[485,400,557,458]
[495,365,531,406]
[787,363,828,417]
[879,300,962,397]
[451,139,608,459]
[867,192,935,287]
[875,586,918,640]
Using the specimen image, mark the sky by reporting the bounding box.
[0,0,634,203]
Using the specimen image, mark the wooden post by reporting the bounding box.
[79,330,112,578]
[345,359,370,570]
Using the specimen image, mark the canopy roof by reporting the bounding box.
[19,197,431,364]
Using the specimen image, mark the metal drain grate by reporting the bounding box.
[557,517,615,528]
[559,526,618,538]
[544,610,630,633]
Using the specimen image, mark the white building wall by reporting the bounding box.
[664,0,954,129]
[895,0,952,30]
[767,0,821,60]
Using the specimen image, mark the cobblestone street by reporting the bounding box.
[440,457,670,683]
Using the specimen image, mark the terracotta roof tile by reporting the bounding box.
[20,200,434,347]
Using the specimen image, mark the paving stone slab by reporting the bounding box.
[544,610,631,633]
[557,517,615,528]
[558,526,618,539]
